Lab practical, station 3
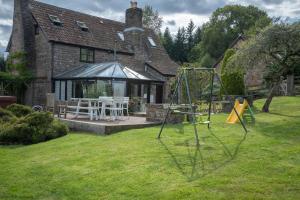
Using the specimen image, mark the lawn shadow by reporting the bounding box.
[0,145,24,149]
[268,112,300,118]
[254,119,300,140]
[158,129,247,181]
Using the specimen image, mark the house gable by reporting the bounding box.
[29,1,179,76]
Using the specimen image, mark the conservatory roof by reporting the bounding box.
[54,62,162,81]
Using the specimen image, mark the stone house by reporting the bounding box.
[7,0,179,106]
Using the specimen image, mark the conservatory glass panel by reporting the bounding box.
[113,81,126,97]
[150,84,156,103]
[112,65,127,78]
[67,81,72,100]
[97,80,112,97]
[97,66,114,77]
[60,81,66,100]
[55,81,60,100]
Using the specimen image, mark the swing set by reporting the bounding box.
[157,67,248,146]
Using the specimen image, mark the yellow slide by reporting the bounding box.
[226,99,249,124]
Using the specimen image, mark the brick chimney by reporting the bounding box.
[125,1,143,28]
[10,0,34,53]
[10,0,35,105]
[124,1,145,63]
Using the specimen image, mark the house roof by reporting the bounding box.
[29,1,179,76]
[212,34,246,69]
[30,1,131,54]
[54,61,164,82]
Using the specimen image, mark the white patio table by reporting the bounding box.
[70,98,100,120]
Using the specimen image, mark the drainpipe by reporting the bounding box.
[113,40,117,61]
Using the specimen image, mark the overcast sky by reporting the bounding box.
[1,0,300,52]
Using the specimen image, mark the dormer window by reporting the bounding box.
[49,14,62,26]
[148,37,156,47]
[76,21,89,31]
[117,32,124,41]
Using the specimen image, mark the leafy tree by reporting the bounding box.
[142,5,163,34]
[162,27,174,59]
[188,43,202,63]
[0,52,32,102]
[231,23,300,112]
[196,5,271,66]
[199,53,215,68]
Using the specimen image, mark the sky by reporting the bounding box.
[0,0,300,53]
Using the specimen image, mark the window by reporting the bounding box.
[48,14,62,26]
[34,25,39,35]
[80,48,94,63]
[148,37,157,47]
[76,21,89,31]
[117,32,124,41]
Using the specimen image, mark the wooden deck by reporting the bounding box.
[57,115,161,135]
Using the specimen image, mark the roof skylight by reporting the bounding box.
[117,32,124,41]
[76,21,89,31]
[48,14,62,26]
[148,37,157,47]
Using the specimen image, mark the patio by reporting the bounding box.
[58,115,160,135]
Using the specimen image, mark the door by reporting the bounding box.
[156,84,163,104]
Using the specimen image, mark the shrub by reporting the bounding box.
[0,112,68,145]
[6,103,33,117]
[0,107,17,123]
[47,120,69,139]
[221,49,245,95]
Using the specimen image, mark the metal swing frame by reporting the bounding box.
[157,67,248,146]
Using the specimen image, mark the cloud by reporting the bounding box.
[261,0,296,4]
[166,20,176,26]
[292,10,300,15]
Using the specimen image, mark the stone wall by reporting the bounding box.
[52,43,136,76]
[146,104,184,123]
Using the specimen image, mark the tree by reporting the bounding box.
[186,20,196,53]
[196,5,271,66]
[162,27,174,59]
[220,49,245,95]
[0,51,32,101]
[142,5,163,34]
[231,23,300,112]
[0,54,5,71]
[193,27,202,45]
[173,27,188,63]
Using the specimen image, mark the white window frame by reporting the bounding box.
[148,37,157,47]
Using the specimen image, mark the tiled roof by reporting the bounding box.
[30,1,131,53]
[30,1,179,76]
[212,34,246,69]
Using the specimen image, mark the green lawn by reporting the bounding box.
[0,97,299,200]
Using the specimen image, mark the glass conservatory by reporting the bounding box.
[53,62,164,106]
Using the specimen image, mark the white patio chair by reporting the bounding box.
[99,97,119,121]
[123,97,130,119]
[113,97,126,120]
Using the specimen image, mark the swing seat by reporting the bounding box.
[172,110,203,116]
[197,121,210,124]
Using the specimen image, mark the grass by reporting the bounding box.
[0,97,300,200]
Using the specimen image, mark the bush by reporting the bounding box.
[0,107,17,123]
[0,112,68,145]
[6,103,33,117]
[221,49,245,95]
